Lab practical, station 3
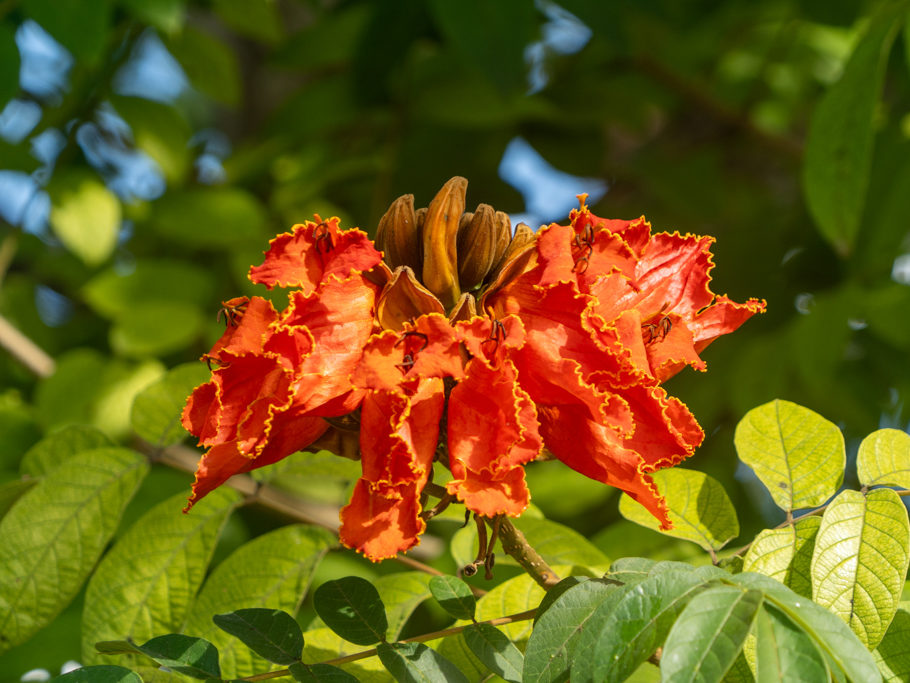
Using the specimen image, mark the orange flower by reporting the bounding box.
[182,181,764,561]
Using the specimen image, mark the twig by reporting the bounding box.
[495,516,561,589]
[0,314,55,378]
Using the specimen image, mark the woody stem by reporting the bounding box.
[491,516,561,590]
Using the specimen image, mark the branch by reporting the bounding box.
[0,314,55,378]
[495,517,561,589]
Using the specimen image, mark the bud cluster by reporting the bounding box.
[375,177,533,310]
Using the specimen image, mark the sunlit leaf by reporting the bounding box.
[754,603,827,683]
[810,488,910,649]
[374,572,433,641]
[618,468,739,552]
[803,4,902,255]
[299,626,389,681]
[48,170,121,267]
[874,606,910,682]
[856,428,910,489]
[81,489,240,668]
[213,608,303,666]
[742,516,821,598]
[0,448,148,654]
[0,479,35,521]
[20,424,114,477]
[734,399,845,511]
[661,586,763,683]
[110,301,204,357]
[130,362,210,447]
[134,633,220,678]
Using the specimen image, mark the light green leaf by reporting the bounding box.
[874,606,910,682]
[374,572,433,641]
[166,25,241,105]
[20,424,114,478]
[618,468,739,553]
[463,623,523,683]
[150,187,267,248]
[754,603,827,683]
[81,489,240,668]
[377,641,469,683]
[731,572,881,682]
[811,488,910,649]
[301,626,390,682]
[803,5,902,255]
[742,516,821,598]
[522,578,620,683]
[130,362,209,447]
[0,448,148,654]
[184,525,334,678]
[734,400,845,511]
[474,571,551,643]
[661,586,763,683]
[49,171,121,267]
[110,300,204,358]
[0,23,19,105]
[82,258,213,319]
[857,428,910,489]
[91,360,165,439]
[573,570,710,683]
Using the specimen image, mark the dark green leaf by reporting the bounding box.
[755,603,827,683]
[110,96,192,183]
[21,0,111,63]
[135,633,220,678]
[661,586,763,682]
[52,665,142,683]
[0,22,19,105]
[463,623,523,683]
[533,576,589,624]
[213,0,283,44]
[130,362,210,446]
[20,424,114,477]
[166,25,241,105]
[429,575,476,621]
[119,0,184,33]
[803,5,902,255]
[213,608,303,665]
[150,187,266,248]
[376,641,469,683]
[289,661,359,682]
[314,577,388,646]
[0,448,148,654]
[522,578,620,682]
[574,570,712,682]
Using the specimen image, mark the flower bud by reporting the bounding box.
[456,203,511,291]
[422,176,466,309]
[376,194,421,272]
[493,222,534,274]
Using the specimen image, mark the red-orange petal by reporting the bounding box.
[249,216,382,294]
[339,480,425,561]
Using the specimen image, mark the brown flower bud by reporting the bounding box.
[376,194,421,272]
[493,222,534,274]
[456,203,511,291]
[422,176,466,309]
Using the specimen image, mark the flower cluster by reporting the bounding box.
[182,178,765,561]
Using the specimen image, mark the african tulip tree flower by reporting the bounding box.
[182,177,765,562]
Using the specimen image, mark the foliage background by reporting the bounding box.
[1,0,909,679]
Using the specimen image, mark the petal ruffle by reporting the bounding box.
[249,216,382,294]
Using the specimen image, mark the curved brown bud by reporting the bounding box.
[376,266,445,331]
[376,194,421,271]
[422,176,466,309]
[456,203,506,291]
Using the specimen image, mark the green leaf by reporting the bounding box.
[20,424,114,478]
[299,626,389,681]
[21,0,111,63]
[0,448,148,654]
[857,428,910,488]
[53,665,143,683]
[661,586,763,683]
[618,468,739,553]
[475,571,552,643]
[48,170,121,267]
[213,0,283,43]
[81,489,240,667]
[110,300,204,357]
[289,661,360,682]
[134,633,220,678]
[110,96,192,184]
[734,400,845,511]
[82,258,213,319]
[184,525,334,678]
[429,575,476,621]
[0,23,19,105]
[754,603,827,683]
[314,577,388,646]
[166,25,241,105]
[374,572,434,641]
[573,570,713,683]
[811,488,910,648]
[150,187,267,248]
[119,0,184,34]
[874,606,910,682]
[130,362,210,447]
[606,557,657,585]
[463,623,523,683]
[0,479,36,520]
[522,578,620,682]
[377,641,469,683]
[730,572,881,682]
[533,577,588,624]
[803,5,902,255]
[213,608,303,665]
[742,516,821,598]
